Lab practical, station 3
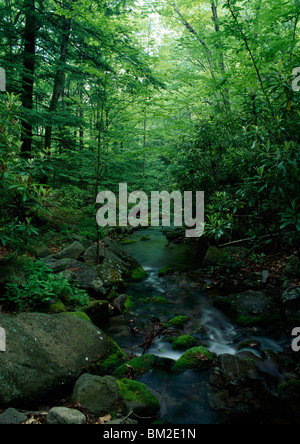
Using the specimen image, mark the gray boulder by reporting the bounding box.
[72,373,120,417]
[53,241,85,260]
[0,408,28,424]
[0,312,119,407]
[47,407,86,425]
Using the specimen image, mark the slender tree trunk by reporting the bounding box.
[20,0,36,158]
[96,71,108,264]
[44,17,72,151]
[211,1,231,112]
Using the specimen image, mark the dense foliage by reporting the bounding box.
[0,0,299,251]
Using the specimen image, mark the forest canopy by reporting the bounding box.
[0,0,299,251]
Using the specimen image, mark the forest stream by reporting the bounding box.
[102,228,291,424]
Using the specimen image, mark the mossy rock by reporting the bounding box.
[158,264,188,277]
[168,315,189,328]
[116,378,160,418]
[172,335,198,351]
[87,337,127,376]
[67,311,92,323]
[277,380,300,398]
[49,301,67,314]
[130,267,148,282]
[172,346,213,372]
[114,354,156,379]
[140,236,151,241]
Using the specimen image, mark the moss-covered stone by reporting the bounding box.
[172,346,213,372]
[67,311,92,323]
[140,236,151,241]
[88,337,127,376]
[168,315,189,328]
[277,380,300,398]
[172,335,198,351]
[116,378,160,418]
[114,354,156,379]
[130,267,147,282]
[158,264,187,277]
[49,301,67,314]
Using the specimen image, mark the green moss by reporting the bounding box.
[119,239,136,245]
[236,313,281,328]
[277,380,300,398]
[158,264,187,277]
[168,315,189,328]
[67,311,92,322]
[141,296,169,305]
[124,296,134,313]
[140,236,151,241]
[114,354,156,379]
[172,335,198,351]
[49,300,67,314]
[172,346,213,372]
[116,378,160,416]
[131,267,147,282]
[88,337,127,376]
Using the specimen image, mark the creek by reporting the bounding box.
[106,227,289,424]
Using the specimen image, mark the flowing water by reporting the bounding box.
[106,228,290,424]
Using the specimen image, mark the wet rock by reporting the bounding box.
[207,390,229,410]
[214,290,279,327]
[281,287,300,324]
[218,353,259,384]
[47,407,86,424]
[0,408,27,424]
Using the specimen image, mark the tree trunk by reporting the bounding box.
[20,0,36,158]
[44,17,72,152]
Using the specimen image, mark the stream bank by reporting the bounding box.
[103,227,300,424]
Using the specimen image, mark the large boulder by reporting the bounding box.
[214,290,280,327]
[0,312,121,407]
[53,241,85,261]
